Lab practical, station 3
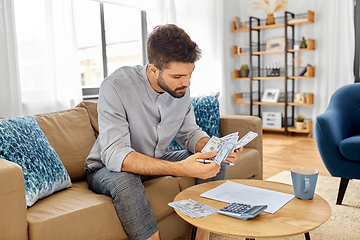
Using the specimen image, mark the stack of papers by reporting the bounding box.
[200,181,294,214]
[168,199,218,218]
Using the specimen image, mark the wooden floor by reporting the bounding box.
[262,132,331,179]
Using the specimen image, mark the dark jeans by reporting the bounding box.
[87,150,226,240]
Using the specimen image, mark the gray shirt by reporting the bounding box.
[85,65,208,172]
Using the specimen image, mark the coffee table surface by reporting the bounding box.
[173,179,331,239]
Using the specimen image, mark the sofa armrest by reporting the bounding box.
[219,115,263,179]
[0,158,27,240]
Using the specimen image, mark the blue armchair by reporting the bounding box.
[316,83,360,205]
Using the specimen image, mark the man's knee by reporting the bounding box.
[88,168,144,199]
[109,171,145,198]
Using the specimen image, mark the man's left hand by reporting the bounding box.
[223,147,243,164]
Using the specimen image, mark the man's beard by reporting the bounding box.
[157,72,187,98]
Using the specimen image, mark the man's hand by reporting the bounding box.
[178,151,221,179]
[222,147,243,164]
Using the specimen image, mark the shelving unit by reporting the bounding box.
[231,10,315,135]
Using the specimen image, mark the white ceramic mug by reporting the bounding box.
[291,167,318,200]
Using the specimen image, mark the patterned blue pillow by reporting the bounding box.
[166,93,220,151]
[0,116,72,207]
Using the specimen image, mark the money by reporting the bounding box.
[201,131,258,165]
[168,199,218,218]
[201,136,223,153]
[213,141,235,164]
[235,131,258,149]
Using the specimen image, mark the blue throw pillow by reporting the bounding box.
[0,116,72,207]
[166,93,220,151]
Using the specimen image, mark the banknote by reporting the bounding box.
[201,131,258,165]
[212,141,235,164]
[201,136,223,153]
[168,199,218,218]
[235,131,258,149]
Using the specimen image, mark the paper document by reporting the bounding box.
[200,181,294,214]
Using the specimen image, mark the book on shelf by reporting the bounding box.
[299,64,311,76]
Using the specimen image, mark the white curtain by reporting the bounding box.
[157,0,224,98]
[0,0,82,118]
[0,0,22,117]
[312,0,355,129]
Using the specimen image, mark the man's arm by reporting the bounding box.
[195,136,210,153]
[121,150,221,180]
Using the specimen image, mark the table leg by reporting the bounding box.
[304,232,310,240]
[191,226,197,240]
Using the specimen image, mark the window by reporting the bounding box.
[73,1,154,99]
[74,0,103,87]
[104,4,143,76]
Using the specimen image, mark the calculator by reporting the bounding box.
[218,203,268,220]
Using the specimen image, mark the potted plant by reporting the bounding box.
[295,115,305,130]
[240,64,249,78]
[300,37,307,49]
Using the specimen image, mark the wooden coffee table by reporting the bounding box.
[173,179,331,240]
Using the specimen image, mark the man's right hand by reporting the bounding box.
[178,151,221,179]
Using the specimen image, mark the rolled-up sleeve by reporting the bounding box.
[97,80,134,172]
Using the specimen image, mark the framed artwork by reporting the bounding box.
[266,37,285,52]
[261,89,280,103]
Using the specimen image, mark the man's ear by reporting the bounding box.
[148,64,159,76]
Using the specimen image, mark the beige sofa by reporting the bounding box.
[0,101,263,240]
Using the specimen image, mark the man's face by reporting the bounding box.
[156,62,195,98]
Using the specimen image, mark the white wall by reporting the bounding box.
[222,0,317,121]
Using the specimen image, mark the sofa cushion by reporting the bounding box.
[27,177,181,240]
[0,116,72,207]
[339,135,360,161]
[167,93,220,151]
[27,181,126,240]
[35,107,97,181]
[77,101,99,137]
[225,148,261,179]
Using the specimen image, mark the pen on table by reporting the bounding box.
[196,159,234,166]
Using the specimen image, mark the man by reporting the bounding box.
[85,24,241,240]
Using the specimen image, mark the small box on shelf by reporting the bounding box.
[262,112,282,129]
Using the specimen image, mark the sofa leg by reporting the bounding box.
[336,178,350,205]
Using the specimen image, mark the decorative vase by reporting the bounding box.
[266,14,275,25]
[295,122,305,130]
[240,69,249,78]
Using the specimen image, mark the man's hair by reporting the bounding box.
[146,24,202,70]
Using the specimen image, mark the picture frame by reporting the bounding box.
[261,89,280,103]
[266,37,285,52]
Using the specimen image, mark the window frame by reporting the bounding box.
[82,2,148,100]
